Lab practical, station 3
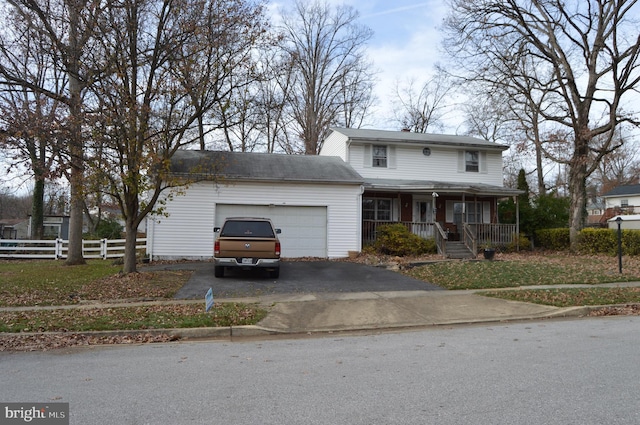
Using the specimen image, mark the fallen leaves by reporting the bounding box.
[0,332,178,352]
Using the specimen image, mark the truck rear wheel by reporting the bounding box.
[269,267,280,279]
[214,266,224,278]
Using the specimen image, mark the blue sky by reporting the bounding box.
[269,0,455,131]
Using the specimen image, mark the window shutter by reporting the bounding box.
[392,198,399,221]
[480,152,488,173]
[445,200,454,222]
[364,144,371,168]
[458,151,464,172]
[388,145,396,168]
[483,202,491,223]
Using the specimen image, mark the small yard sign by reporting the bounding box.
[205,287,214,312]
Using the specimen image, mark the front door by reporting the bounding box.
[413,200,433,238]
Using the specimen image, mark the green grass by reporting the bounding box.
[405,257,640,290]
[404,253,640,306]
[482,287,640,308]
[0,303,267,333]
[0,260,266,332]
[0,260,122,306]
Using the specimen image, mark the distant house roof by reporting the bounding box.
[329,127,509,151]
[170,150,363,185]
[601,184,640,197]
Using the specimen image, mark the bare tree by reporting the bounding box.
[0,10,67,239]
[85,0,269,273]
[391,71,453,133]
[170,0,269,151]
[592,126,640,194]
[279,0,375,154]
[443,0,640,250]
[0,0,101,263]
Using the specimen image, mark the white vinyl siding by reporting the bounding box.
[147,181,361,260]
[350,144,503,185]
[318,131,348,160]
[604,194,640,210]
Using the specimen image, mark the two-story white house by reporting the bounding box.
[146,128,521,261]
[321,128,521,252]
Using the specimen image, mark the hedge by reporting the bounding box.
[535,227,640,255]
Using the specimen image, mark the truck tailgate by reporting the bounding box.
[219,238,278,258]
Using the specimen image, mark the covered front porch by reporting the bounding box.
[361,180,522,258]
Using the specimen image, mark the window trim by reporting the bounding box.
[465,150,479,172]
[372,145,388,168]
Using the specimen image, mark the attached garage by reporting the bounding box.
[147,150,363,260]
[215,204,327,258]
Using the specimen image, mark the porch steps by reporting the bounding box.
[445,241,476,259]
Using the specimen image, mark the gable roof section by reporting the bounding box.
[170,150,363,185]
[329,127,509,151]
[601,184,640,198]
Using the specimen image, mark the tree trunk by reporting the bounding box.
[568,138,589,251]
[123,218,138,274]
[64,2,85,265]
[30,176,45,240]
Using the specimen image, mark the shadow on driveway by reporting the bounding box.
[143,261,443,299]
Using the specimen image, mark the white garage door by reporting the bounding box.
[215,204,327,258]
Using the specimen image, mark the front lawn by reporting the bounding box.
[404,253,640,290]
[0,260,267,339]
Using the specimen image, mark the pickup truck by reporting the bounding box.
[213,217,281,278]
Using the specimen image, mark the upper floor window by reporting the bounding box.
[372,145,387,167]
[465,151,479,172]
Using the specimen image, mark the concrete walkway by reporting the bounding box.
[230,290,582,333]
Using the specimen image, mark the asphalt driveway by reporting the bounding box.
[143,261,443,299]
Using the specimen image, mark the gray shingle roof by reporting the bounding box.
[363,178,522,196]
[170,150,363,184]
[330,127,509,151]
[601,184,640,197]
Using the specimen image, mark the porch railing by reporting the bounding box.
[434,222,447,257]
[363,220,436,244]
[462,224,477,254]
[363,220,518,250]
[471,223,517,248]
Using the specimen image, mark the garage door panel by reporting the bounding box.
[215,204,327,258]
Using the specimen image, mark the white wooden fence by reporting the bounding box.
[0,238,147,260]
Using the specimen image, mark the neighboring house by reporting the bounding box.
[602,184,640,218]
[146,150,364,260]
[147,128,521,260]
[601,184,640,228]
[0,219,26,239]
[0,216,70,239]
[321,128,521,252]
[586,200,606,227]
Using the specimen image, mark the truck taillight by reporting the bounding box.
[275,241,281,256]
[214,240,220,255]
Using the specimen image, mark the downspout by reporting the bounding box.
[358,184,365,252]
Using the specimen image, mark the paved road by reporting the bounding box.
[2,316,639,424]
[144,261,443,299]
